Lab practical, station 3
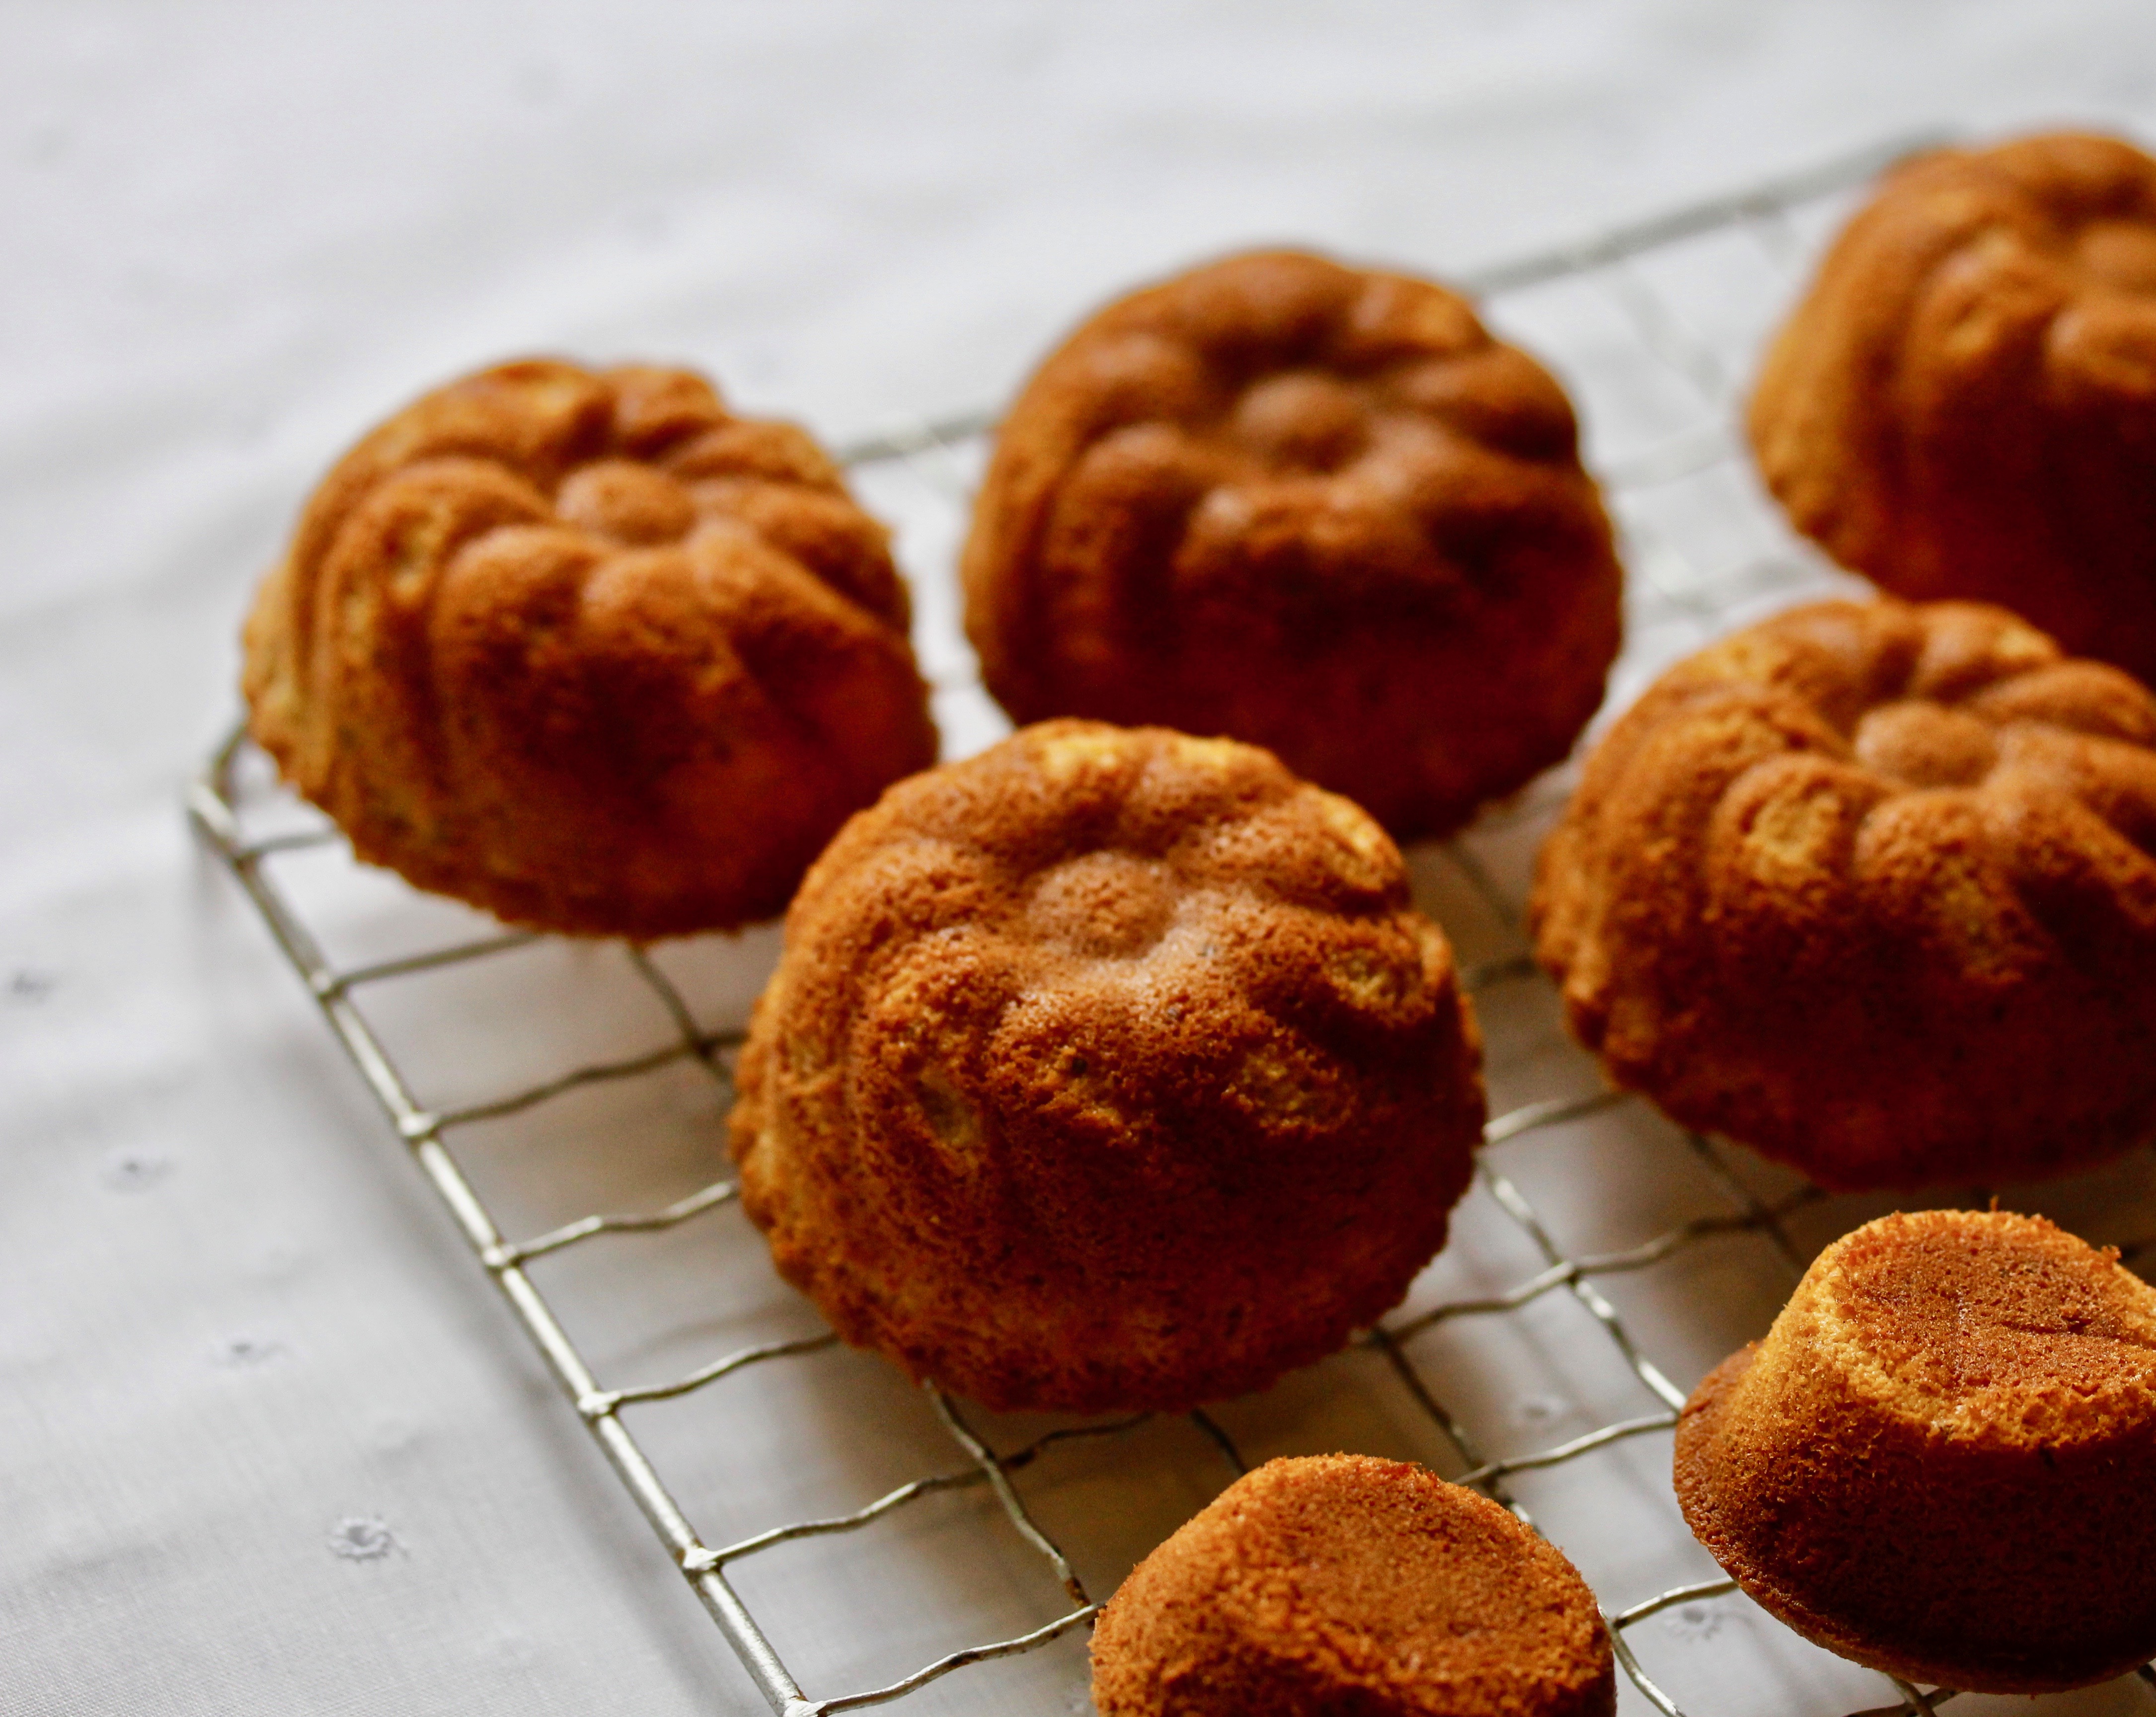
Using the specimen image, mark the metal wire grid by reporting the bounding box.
[187,133,2156,1717]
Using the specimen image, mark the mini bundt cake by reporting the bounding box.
[729,721,1484,1412]
[1751,132,2156,684]
[1091,1454,1615,1717]
[1676,1209,2156,1693]
[242,358,937,938]
[962,249,1624,839]
[1533,598,2156,1189]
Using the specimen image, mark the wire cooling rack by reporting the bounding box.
[190,132,2156,1717]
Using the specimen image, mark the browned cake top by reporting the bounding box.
[1870,130,2156,314]
[1556,599,2156,988]
[1752,133,2156,503]
[1188,1458,1605,1683]
[786,720,1438,1049]
[984,245,1582,531]
[962,248,1622,839]
[1092,1455,1613,1717]
[1808,1210,2156,1445]
[734,719,1484,1411]
[282,358,909,651]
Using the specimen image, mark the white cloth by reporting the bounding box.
[5,6,2155,1716]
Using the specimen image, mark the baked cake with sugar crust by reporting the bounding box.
[1533,597,2156,1188]
[1091,1454,1614,1717]
[963,248,1623,839]
[1676,1209,2156,1692]
[729,721,1484,1413]
[242,358,936,938]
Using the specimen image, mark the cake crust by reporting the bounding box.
[1750,131,2156,684]
[1533,597,2156,1188]
[1675,1210,2156,1693]
[1090,1454,1615,1717]
[963,248,1623,839]
[729,721,1484,1413]
[242,358,937,937]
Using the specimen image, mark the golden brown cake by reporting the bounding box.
[1533,597,2156,1189]
[729,721,1484,1412]
[1750,132,2156,684]
[1091,1454,1615,1717]
[241,358,937,938]
[962,249,1623,839]
[1676,1209,2156,1693]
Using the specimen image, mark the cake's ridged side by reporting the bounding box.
[1749,133,2156,684]
[1532,598,2156,1189]
[241,359,937,938]
[963,249,1623,840]
[1675,1211,2156,1693]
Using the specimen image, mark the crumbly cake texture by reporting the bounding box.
[1532,597,2156,1189]
[1090,1455,1615,1717]
[241,358,937,938]
[729,721,1485,1413]
[1750,131,2156,685]
[962,248,1623,840]
[1675,1209,2156,1693]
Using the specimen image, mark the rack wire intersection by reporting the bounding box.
[191,132,2156,1717]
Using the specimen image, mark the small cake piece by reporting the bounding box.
[963,248,1623,840]
[1750,132,2156,684]
[729,721,1484,1413]
[1676,1209,2156,1693]
[1091,1455,1615,1717]
[242,358,937,938]
[1532,597,2156,1189]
